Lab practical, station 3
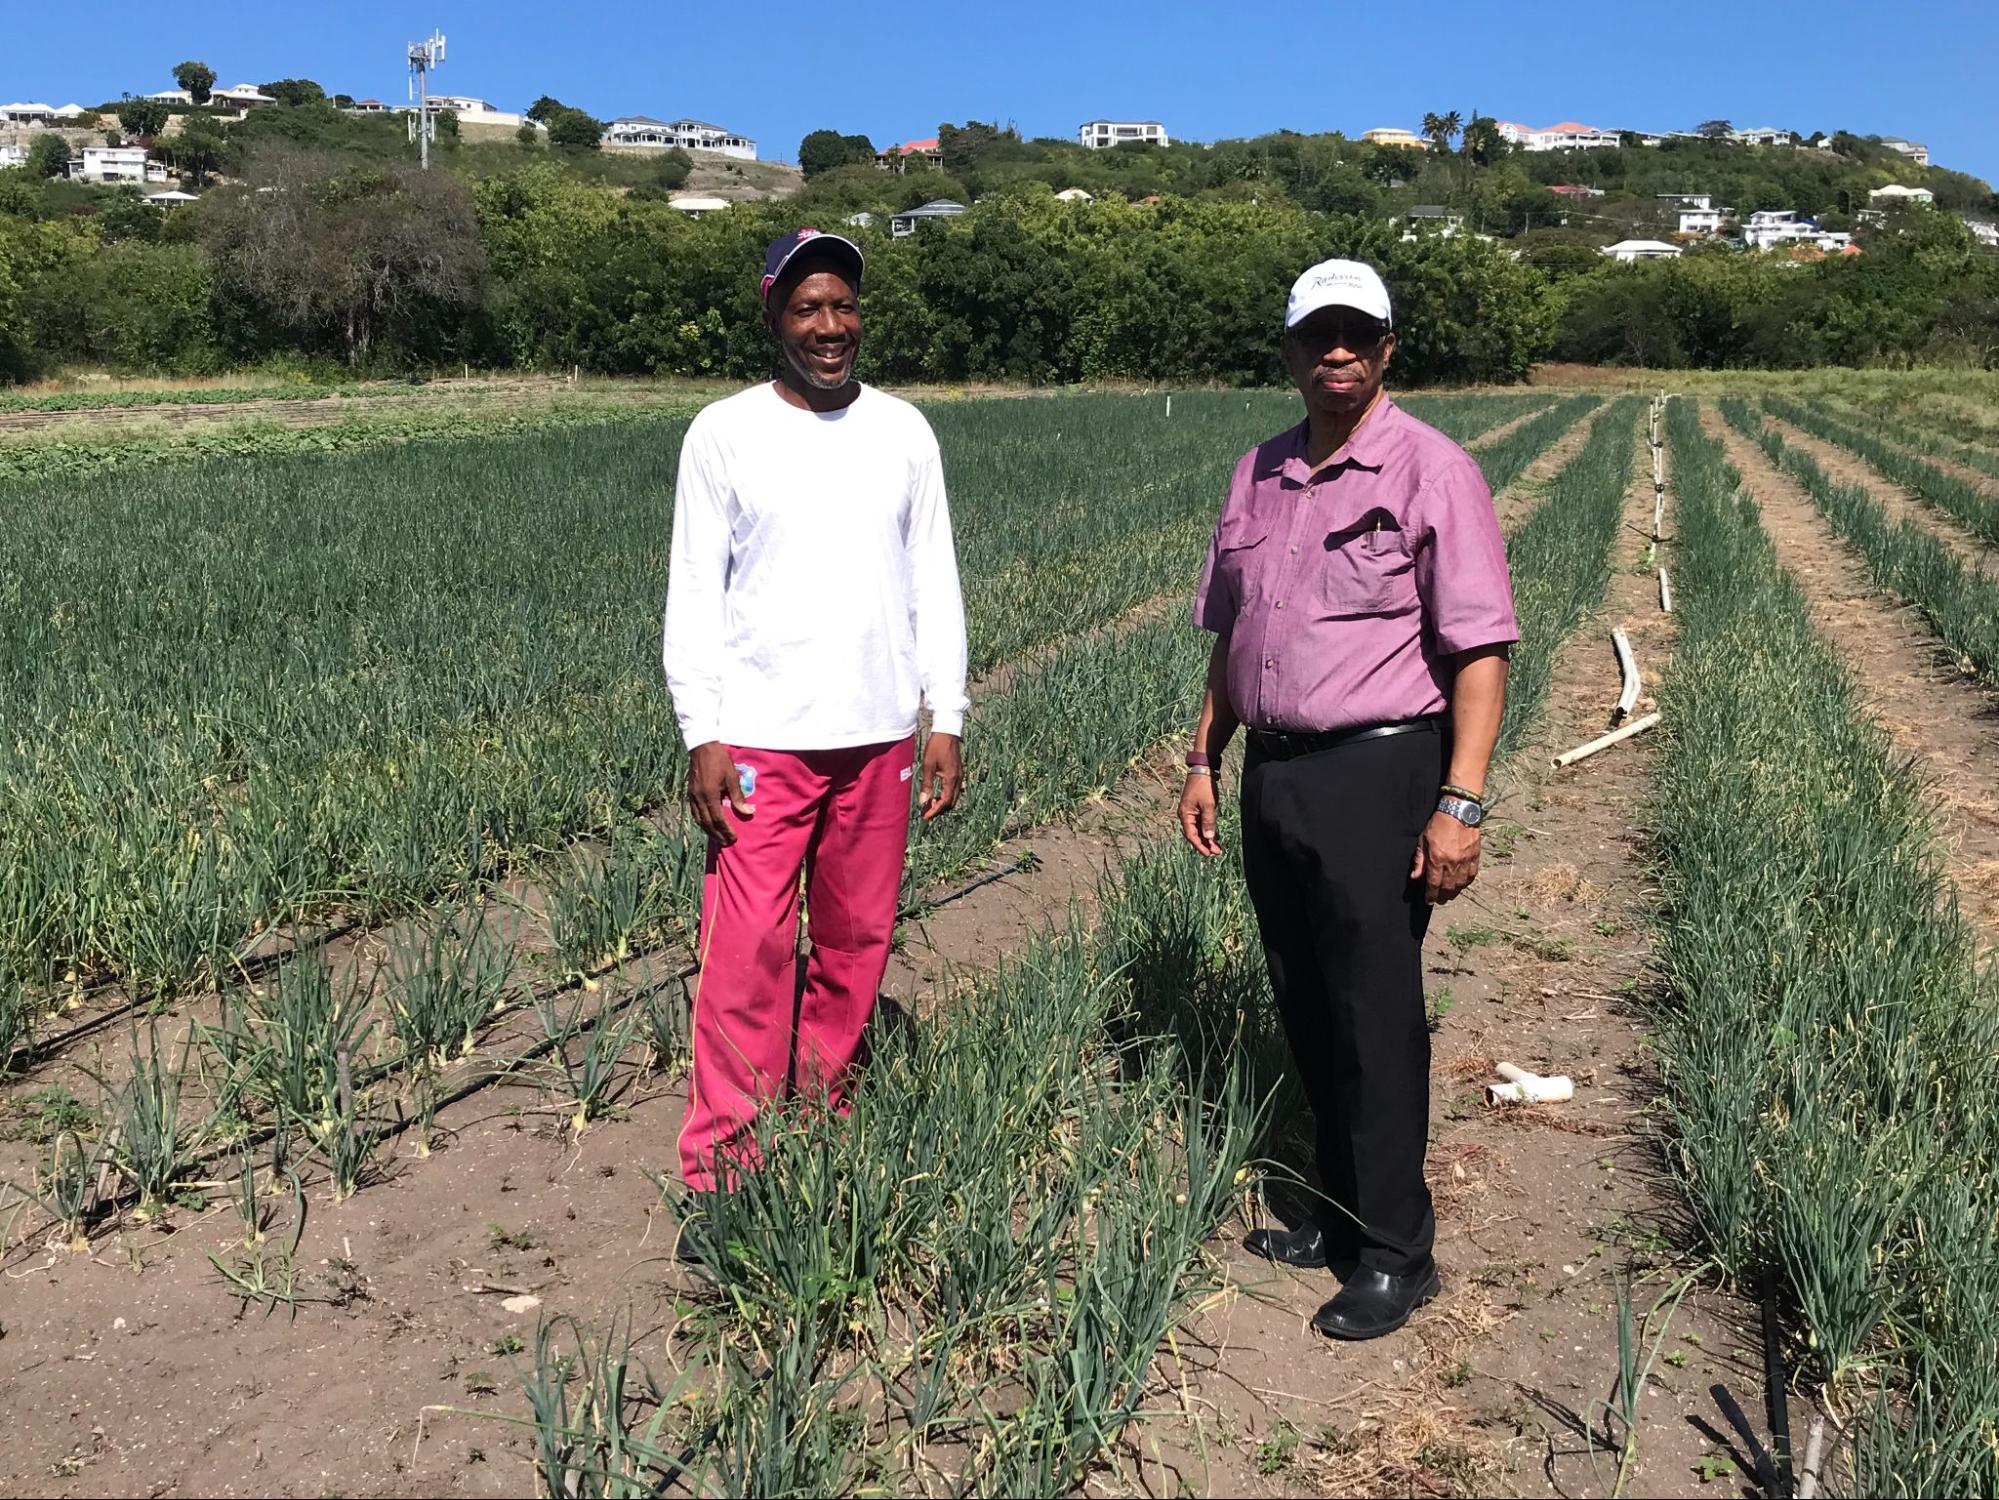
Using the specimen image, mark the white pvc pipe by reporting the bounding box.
[1658,568,1674,614]
[1612,627,1641,723]
[1487,1063,1575,1104]
[1653,492,1665,539]
[1553,711,1661,769]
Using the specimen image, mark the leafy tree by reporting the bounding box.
[434,109,460,143]
[162,111,222,184]
[26,133,71,179]
[118,97,172,139]
[263,79,327,108]
[545,107,604,150]
[104,129,124,148]
[333,94,355,109]
[172,61,216,105]
[202,150,487,366]
[516,121,543,149]
[799,129,855,178]
[1696,119,1733,138]
[525,96,562,124]
[658,148,692,191]
[939,121,1020,177]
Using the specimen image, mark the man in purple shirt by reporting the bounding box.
[1179,258,1516,1341]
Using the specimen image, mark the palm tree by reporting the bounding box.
[1421,112,1453,153]
[1461,115,1505,168]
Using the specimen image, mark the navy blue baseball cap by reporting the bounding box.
[761,228,864,305]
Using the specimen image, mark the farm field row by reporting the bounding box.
[1655,400,1999,1491]
[0,384,1626,1497]
[1719,400,1999,683]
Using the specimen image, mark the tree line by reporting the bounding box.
[3,112,1997,382]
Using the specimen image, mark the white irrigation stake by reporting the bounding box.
[1165,394,1172,418]
[1658,568,1674,614]
[1612,627,1641,724]
[1553,712,1661,769]
[1653,491,1665,540]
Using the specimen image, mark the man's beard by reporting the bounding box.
[788,343,856,390]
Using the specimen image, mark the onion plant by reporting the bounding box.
[1654,398,1999,1489]
[1765,393,1999,548]
[1720,399,1999,684]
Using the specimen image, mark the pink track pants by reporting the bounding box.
[678,737,915,1191]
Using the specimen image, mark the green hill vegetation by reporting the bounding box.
[2,90,1995,384]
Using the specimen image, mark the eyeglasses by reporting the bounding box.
[1299,321,1390,351]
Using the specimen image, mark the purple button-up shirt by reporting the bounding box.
[1192,397,1517,735]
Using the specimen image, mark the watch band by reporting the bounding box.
[1437,794,1484,827]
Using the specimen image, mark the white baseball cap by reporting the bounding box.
[1285,258,1393,330]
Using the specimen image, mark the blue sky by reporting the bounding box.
[9,0,1994,184]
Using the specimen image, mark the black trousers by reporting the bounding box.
[1240,722,1442,1277]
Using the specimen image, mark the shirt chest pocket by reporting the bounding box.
[1317,511,1418,617]
[1216,520,1275,609]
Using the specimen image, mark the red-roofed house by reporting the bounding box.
[876,137,943,173]
[1548,184,1605,198]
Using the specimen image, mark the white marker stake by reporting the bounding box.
[1659,568,1674,614]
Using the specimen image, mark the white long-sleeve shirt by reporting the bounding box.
[662,382,969,752]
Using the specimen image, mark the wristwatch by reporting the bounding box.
[1437,794,1485,828]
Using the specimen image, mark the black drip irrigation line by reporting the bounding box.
[14,917,366,1071]
[1763,1268,1796,1499]
[898,850,1041,921]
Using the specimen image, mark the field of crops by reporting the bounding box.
[11,373,1997,1495]
[0,381,1630,1489]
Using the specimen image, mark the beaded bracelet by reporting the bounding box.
[1439,782,1484,805]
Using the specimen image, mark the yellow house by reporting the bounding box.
[1362,127,1427,150]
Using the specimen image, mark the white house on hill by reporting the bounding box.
[211,83,275,108]
[603,117,756,159]
[891,198,967,237]
[75,146,163,183]
[1868,183,1934,207]
[428,95,528,127]
[1880,137,1930,166]
[1602,239,1682,260]
[1079,120,1169,149]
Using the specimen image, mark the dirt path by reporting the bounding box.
[1708,406,1999,942]
[1120,412,1764,1499]
[1761,411,1997,575]
[1465,403,1556,454]
[1494,405,1605,533]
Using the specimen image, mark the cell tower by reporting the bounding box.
[406,29,446,169]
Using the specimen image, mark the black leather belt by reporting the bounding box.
[1248,716,1441,761]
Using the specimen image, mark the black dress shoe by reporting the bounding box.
[1243,1222,1329,1269]
[1310,1260,1440,1340]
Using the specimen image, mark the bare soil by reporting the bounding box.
[1493,404,1604,533]
[1464,403,1557,454]
[1708,405,1999,944]
[1760,411,1996,574]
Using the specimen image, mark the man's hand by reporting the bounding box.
[919,733,963,821]
[1178,773,1223,857]
[688,741,752,847]
[1410,810,1480,904]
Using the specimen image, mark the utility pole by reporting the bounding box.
[407,30,445,169]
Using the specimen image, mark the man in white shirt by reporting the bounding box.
[662,228,968,1194]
